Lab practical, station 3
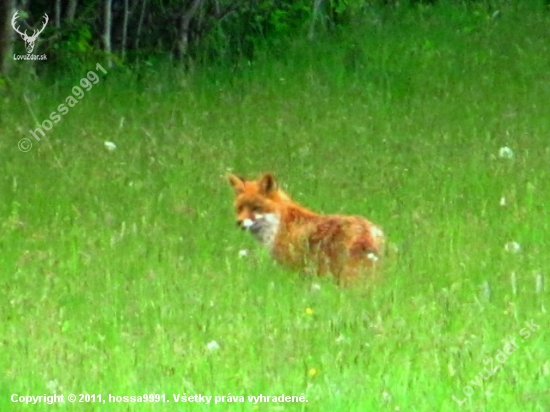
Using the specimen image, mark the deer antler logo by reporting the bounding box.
[12,11,49,54]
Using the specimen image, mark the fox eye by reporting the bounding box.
[251,206,262,213]
[237,205,244,213]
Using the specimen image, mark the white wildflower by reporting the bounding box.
[104,141,117,151]
[310,283,322,292]
[206,340,220,352]
[498,146,514,159]
[504,242,521,253]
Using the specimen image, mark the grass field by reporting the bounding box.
[0,1,548,411]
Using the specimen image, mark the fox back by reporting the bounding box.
[228,173,385,283]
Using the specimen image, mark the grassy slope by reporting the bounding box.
[0,2,548,411]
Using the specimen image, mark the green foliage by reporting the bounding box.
[45,23,108,77]
[194,0,313,64]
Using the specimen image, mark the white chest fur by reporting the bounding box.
[248,213,280,249]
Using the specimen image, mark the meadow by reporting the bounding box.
[0,1,548,411]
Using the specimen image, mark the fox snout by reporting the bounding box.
[236,218,255,230]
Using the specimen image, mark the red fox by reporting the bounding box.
[228,173,385,283]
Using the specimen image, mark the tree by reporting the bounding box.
[0,0,15,75]
[0,0,381,76]
[103,0,112,68]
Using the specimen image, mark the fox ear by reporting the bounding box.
[228,173,245,194]
[259,173,277,195]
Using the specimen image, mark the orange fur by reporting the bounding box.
[228,173,385,284]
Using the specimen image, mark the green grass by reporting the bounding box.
[0,2,548,411]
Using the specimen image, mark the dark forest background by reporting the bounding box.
[2,0,541,78]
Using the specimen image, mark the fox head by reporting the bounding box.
[227,173,288,245]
